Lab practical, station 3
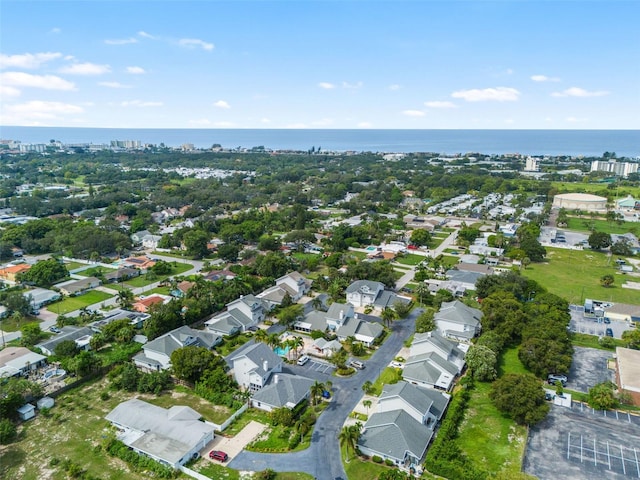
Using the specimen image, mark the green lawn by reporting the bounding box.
[395,253,424,266]
[456,381,528,476]
[523,247,639,304]
[371,367,403,396]
[0,317,39,333]
[50,290,114,314]
[123,262,193,287]
[570,332,625,351]
[552,181,640,198]
[144,385,235,424]
[565,217,639,235]
[497,346,530,376]
[74,266,117,277]
[342,442,392,480]
[63,261,87,272]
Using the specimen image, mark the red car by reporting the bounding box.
[209,450,228,462]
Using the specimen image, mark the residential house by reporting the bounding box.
[23,288,61,309]
[444,270,484,292]
[105,399,215,469]
[403,352,459,391]
[123,256,157,273]
[56,277,101,296]
[251,373,315,412]
[0,346,47,378]
[89,308,149,331]
[346,280,410,309]
[133,326,221,371]
[357,409,433,472]
[0,263,31,283]
[104,267,140,283]
[434,300,482,341]
[226,342,283,393]
[36,326,94,356]
[336,313,384,348]
[171,281,195,298]
[378,381,450,427]
[312,337,342,356]
[426,279,467,298]
[409,331,467,374]
[142,234,163,250]
[205,294,269,336]
[203,269,236,282]
[130,230,153,245]
[257,271,311,308]
[132,294,171,313]
[455,263,494,275]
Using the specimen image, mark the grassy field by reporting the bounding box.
[75,266,117,277]
[395,253,425,266]
[570,332,626,350]
[0,377,189,480]
[144,385,235,424]
[552,181,640,198]
[0,317,39,333]
[565,217,639,235]
[123,262,193,288]
[63,261,87,272]
[456,347,529,476]
[50,290,114,314]
[371,367,403,396]
[523,247,640,305]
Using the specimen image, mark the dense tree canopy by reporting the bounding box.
[490,373,550,425]
[18,258,68,287]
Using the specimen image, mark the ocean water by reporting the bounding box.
[1,126,639,158]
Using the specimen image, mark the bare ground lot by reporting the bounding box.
[524,404,640,480]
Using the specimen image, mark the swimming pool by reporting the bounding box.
[43,369,66,380]
[365,246,377,251]
[273,346,291,357]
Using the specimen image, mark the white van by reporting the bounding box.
[297,355,310,366]
[350,360,365,370]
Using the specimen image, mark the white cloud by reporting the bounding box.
[0,52,62,69]
[531,74,560,82]
[188,118,212,126]
[357,121,373,128]
[213,100,230,109]
[388,84,401,91]
[552,87,609,98]
[120,100,163,107]
[126,66,146,75]
[451,86,520,102]
[4,100,84,120]
[402,110,426,117]
[1,71,76,90]
[138,31,157,39]
[60,62,111,75]
[318,82,335,89]
[425,101,457,109]
[98,81,131,89]
[178,38,214,51]
[0,85,21,97]
[342,81,363,89]
[105,37,138,45]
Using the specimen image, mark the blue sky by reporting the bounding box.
[1,0,638,129]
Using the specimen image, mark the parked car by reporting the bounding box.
[605,328,614,337]
[209,450,228,462]
[297,355,310,366]
[49,326,61,333]
[547,374,567,386]
[350,360,365,370]
[603,317,611,324]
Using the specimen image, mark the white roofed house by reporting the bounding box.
[227,342,283,393]
[346,280,385,307]
[402,352,459,391]
[36,326,94,356]
[133,326,221,372]
[105,398,215,469]
[275,271,311,301]
[205,294,269,336]
[434,300,482,342]
[0,346,47,378]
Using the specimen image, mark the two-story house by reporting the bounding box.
[409,331,467,374]
[205,294,269,336]
[434,300,482,342]
[226,342,283,393]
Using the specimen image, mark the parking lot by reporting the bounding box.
[565,346,615,393]
[524,405,640,480]
[569,305,634,339]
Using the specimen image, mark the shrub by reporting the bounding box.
[100,391,110,401]
[384,458,395,466]
[372,455,383,463]
[0,418,17,445]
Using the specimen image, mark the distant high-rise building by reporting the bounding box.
[110,140,141,149]
[524,156,540,172]
[590,160,638,178]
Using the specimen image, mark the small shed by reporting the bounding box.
[37,396,55,410]
[17,403,36,421]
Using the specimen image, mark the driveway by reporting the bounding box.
[201,421,267,461]
[566,346,615,393]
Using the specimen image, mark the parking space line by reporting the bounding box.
[634,447,639,477]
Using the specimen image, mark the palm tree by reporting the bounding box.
[311,296,324,311]
[339,423,361,463]
[362,380,374,395]
[117,288,134,309]
[254,328,268,344]
[292,336,304,359]
[363,399,372,414]
[267,332,281,349]
[310,380,325,406]
[414,282,429,305]
[381,307,397,328]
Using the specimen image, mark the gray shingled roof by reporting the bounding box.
[412,331,466,363]
[381,381,450,422]
[358,410,433,463]
[434,300,482,328]
[251,374,314,409]
[37,326,93,353]
[143,326,220,356]
[444,269,484,286]
[346,280,384,294]
[227,342,281,376]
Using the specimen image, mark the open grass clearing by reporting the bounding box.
[456,381,528,476]
[570,332,625,351]
[371,366,403,396]
[497,346,529,376]
[74,265,117,277]
[0,317,39,332]
[63,261,87,272]
[523,247,640,304]
[552,181,640,198]
[50,290,114,314]
[395,253,425,266]
[142,385,235,425]
[565,216,639,235]
[341,442,392,480]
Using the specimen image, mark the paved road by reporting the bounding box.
[228,308,420,479]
